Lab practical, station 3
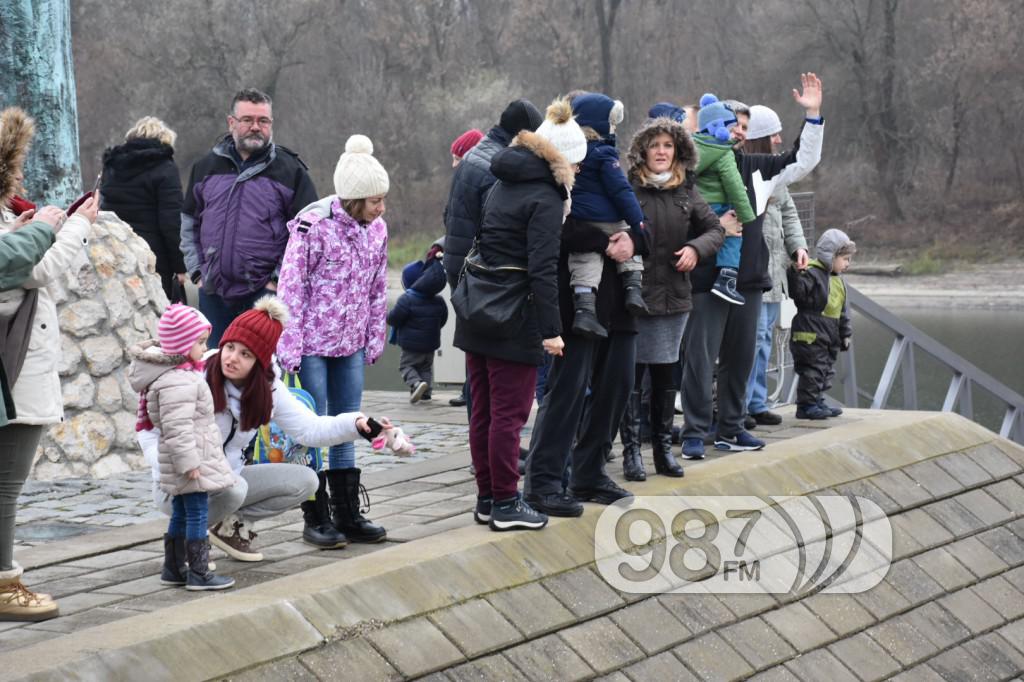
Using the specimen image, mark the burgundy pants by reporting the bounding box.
[466,352,537,501]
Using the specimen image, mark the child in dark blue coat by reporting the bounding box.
[568,92,649,339]
[387,255,448,403]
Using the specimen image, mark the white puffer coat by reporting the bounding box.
[0,210,91,425]
[128,342,235,495]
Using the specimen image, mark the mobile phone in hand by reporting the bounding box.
[66,173,101,216]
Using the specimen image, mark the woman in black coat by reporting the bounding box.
[453,98,586,532]
[100,117,185,300]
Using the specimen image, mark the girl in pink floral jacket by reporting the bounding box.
[275,134,390,543]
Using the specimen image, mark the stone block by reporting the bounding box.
[58,299,108,337]
[299,637,401,682]
[803,593,877,637]
[902,460,962,497]
[25,606,134,634]
[366,618,463,677]
[57,334,82,376]
[901,602,971,650]
[720,616,797,669]
[95,375,123,412]
[975,526,1024,566]
[62,373,96,409]
[673,632,754,682]
[910,547,974,592]
[887,665,947,682]
[868,469,932,508]
[559,617,644,675]
[865,616,940,666]
[944,535,1009,578]
[622,651,697,681]
[101,278,132,325]
[921,498,986,537]
[610,598,691,654]
[429,599,522,657]
[227,658,318,682]
[446,654,523,682]
[747,667,802,682]
[783,649,859,682]
[762,601,837,651]
[937,587,1004,634]
[972,575,1024,619]
[984,479,1024,513]
[853,580,911,621]
[502,633,594,681]
[541,567,625,618]
[48,412,115,463]
[926,645,991,681]
[80,335,125,376]
[90,454,132,479]
[658,593,736,636]
[969,443,1022,478]
[485,582,576,638]
[960,633,1024,679]
[932,452,993,488]
[953,488,1013,526]
[884,559,945,606]
[888,509,952,558]
[834,479,899,515]
[827,632,901,682]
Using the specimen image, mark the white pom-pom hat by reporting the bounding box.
[333,134,390,200]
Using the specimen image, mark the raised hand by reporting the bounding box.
[792,72,823,118]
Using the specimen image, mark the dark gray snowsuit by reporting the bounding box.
[787,229,854,406]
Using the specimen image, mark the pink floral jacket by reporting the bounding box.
[276,197,388,372]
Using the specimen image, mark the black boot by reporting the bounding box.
[302,472,348,549]
[651,389,684,477]
[160,533,187,586]
[620,389,646,481]
[328,468,387,543]
[185,539,235,591]
[571,291,608,339]
[621,271,650,316]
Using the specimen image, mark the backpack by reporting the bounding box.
[251,374,325,471]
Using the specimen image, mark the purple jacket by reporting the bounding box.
[181,136,318,301]
[276,197,389,372]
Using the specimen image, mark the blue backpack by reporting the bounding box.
[252,374,325,471]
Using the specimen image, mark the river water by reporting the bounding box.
[366,304,1023,434]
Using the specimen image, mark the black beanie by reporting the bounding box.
[499,99,543,136]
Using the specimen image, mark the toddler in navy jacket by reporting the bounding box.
[567,93,649,339]
[388,254,448,403]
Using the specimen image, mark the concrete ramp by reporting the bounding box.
[2,410,1024,680]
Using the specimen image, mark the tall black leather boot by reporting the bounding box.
[621,271,650,316]
[302,471,348,549]
[328,468,387,543]
[620,389,646,481]
[651,389,684,477]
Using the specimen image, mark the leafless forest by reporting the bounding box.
[72,0,1024,260]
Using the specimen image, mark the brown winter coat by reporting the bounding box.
[627,118,725,316]
[128,341,234,496]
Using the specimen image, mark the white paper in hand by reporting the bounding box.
[751,170,781,216]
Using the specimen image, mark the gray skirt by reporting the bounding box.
[635,312,689,364]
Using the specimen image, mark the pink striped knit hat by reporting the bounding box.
[157,304,211,356]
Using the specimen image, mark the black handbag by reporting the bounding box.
[451,247,532,337]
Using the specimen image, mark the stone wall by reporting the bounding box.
[32,212,168,480]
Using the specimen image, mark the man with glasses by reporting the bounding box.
[180,88,318,344]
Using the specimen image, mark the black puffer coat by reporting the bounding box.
[626,118,725,316]
[442,127,511,290]
[100,138,185,292]
[453,130,573,366]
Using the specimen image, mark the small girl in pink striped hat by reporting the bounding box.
[127,303,235,591]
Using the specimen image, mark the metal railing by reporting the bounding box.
[769,285,1024,445]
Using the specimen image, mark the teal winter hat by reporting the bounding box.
[697,94,737,143]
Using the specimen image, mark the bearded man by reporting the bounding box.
[180,88,317,344]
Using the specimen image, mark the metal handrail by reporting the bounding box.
[771,284,1024,444]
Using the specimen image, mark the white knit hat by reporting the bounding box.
[333,135,390,200]
[746,105,783,140]
[534,99,588,165]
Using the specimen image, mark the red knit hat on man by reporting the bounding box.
[450,129,483,159]
[218,297,290,369]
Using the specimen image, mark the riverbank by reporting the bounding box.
[846,261,1024,309]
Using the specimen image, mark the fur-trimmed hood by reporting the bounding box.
[0,108,35,209]
[102,137,174,175]
[626,117,699,185]
[491,129,575,192]
[127,340,191,392]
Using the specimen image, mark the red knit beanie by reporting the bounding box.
[219,296,289,369]
[450,129,483,159]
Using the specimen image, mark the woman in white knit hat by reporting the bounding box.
[275,134,390,546]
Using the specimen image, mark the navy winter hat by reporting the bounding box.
[571,92,624,138]
[697,94,737,142]
[499,99,544,136]
[648,102,686,123]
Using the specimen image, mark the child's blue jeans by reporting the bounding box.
[168,491,209,541]
[709,203,742,270]
[299,350,365,470]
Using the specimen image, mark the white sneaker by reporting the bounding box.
[674,391,683,414]
[410,381,429,404]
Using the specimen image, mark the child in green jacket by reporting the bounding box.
[693,94,756,305]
